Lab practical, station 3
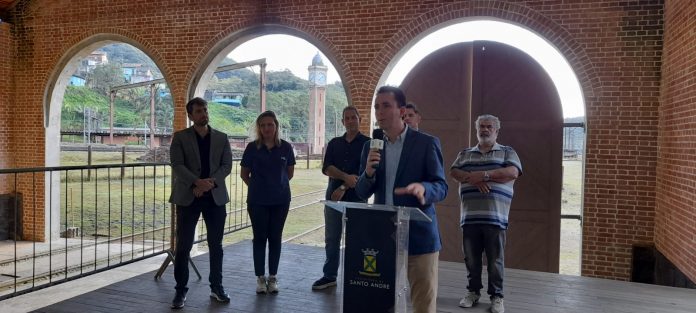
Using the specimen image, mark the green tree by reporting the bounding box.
[325,82,350,141]
[86,63,124,96]
[155,87,174,132]
[61,86,110,130]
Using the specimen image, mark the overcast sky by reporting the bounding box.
[228,35,341,84]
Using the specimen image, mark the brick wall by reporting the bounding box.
[572,1,664,281]
[3,0,673,279]
[656,0,696,283]
[0,22,12,193]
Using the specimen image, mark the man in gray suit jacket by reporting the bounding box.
[169,97,232,309]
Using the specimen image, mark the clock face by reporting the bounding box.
[309,71,327,85]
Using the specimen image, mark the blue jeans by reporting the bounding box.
[322,205,343,278]
[248,204,290,276]
[462,224,506,298]
[174,196,226,293]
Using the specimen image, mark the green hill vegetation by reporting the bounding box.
[62,85,163,130]
[63,55,349,143]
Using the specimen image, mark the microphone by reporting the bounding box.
[371,128,383,140]
[370,128,384,169]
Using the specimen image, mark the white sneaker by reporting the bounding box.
[490,296,504,313]
[267,275,279,294]
[459,291,481,308]
[256,276,267,294]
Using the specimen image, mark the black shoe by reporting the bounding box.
[311,276,337,290]
[210,287,231,303]
[171,292,186,309]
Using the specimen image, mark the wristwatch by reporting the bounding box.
[483,171,490,182]
[339,185,347,190]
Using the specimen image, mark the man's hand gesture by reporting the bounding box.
[394,183,426,205]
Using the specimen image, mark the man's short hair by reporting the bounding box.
[186,97,207,115]
[342,105,361,120]
[376,86,407,108]
[405,102,420,114]
[475,114,501,129]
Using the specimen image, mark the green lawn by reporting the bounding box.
[562,160,583,215]
[58,152,326,244]
[560,160,582,275]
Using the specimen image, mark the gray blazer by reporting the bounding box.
[169,126,233,206]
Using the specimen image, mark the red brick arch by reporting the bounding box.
[43,28,174,127]
[364,1,599,106]
[36,29,175,241]
[358,0,605,277]
[2,0,668,282]
[183,18,353,130]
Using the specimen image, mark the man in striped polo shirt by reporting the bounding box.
[449,114,522,313]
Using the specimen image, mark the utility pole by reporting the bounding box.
[149,83,156,149]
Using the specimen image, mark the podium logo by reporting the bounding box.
[359,248,380,277]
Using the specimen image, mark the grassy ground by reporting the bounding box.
[59,151,583,275]
[58,151,326,240]
[560,160,582,275]
[61,151,143,165]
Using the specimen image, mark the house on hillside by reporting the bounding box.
[79,50,108,73]
[122,63,153,83]
[69,75,86,86]
[206,90,244,107]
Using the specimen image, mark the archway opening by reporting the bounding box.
[188,32,352,249]
[380,19,585,275]
[193,34,348,153]
[44,39,172,256]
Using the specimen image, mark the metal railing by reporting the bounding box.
[0,157,325,300]
[0,163,171,300]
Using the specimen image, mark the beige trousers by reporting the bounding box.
[408,251,439,313]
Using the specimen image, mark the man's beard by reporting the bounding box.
[477,134,495,145]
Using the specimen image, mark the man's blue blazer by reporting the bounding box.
[356,127,448,255]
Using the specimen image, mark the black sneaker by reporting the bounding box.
[210,287,231,303]
[311,277,337,290]
[171,292,186,309]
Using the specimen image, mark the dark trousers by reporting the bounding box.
[322,205,343,278]
[174,196,226,293]
[462,224,506,298]
[248,204,290,276]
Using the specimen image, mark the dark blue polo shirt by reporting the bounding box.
[323,132,370,201]
[240,139,296,206]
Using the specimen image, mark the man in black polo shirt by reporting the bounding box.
[312,105,370,290]
[169,97,233,309]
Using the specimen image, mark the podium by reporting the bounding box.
[322,200,432,313]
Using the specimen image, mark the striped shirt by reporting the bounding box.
[450,143,522,229]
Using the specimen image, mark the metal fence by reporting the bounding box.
[0,158,262,300]
[0,163,172,300]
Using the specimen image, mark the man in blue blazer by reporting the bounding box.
[169,97,232,309]
[356,86,448,313]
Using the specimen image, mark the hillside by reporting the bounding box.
[62,56,349,142]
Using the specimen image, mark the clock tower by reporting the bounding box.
[308,52,328,155]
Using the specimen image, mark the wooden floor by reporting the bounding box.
[30,242,696,313]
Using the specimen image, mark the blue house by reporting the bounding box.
[70,75,86,86]
[210,91,244,107]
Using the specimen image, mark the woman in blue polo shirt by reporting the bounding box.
[240,110,296,295]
